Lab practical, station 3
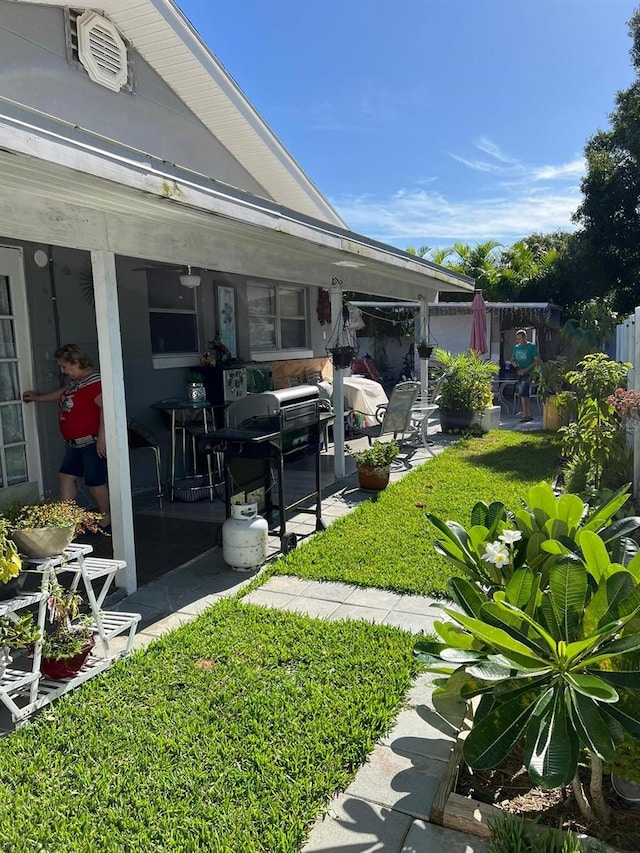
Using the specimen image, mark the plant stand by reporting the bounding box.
[0,544,140,727]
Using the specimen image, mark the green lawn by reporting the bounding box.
[0,430,561,853]
[0,600,417,852]
[268,430,560,596]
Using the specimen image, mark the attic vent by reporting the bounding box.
[75,11,128,92]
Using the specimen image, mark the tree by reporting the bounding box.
[573,10,640,314]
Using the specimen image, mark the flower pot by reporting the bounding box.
[0,572,27,601]
[186,382,206,402]
[416,344,434,359]
[328,346,357,370]
[357,463,391,491]
[40,637,95,680]
[542,396,570,431]
[438,409,474,432]
[11,527,75,559]
[611,772,640,804]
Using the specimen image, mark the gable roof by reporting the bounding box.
[14,0,345,226]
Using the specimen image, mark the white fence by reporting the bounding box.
[615,309,640,498]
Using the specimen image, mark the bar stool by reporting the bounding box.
[127,419,163,507]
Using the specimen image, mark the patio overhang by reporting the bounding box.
[0,115,474,302]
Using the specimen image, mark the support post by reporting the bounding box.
[91,250,137,593]
[330,281,346,480]
[419,296,429,399]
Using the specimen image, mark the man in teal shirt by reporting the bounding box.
[510,329,541,422]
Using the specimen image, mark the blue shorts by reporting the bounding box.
[518,378,532,399]
[60,443,107,487]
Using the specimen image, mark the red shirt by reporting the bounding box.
[57,373,102,441]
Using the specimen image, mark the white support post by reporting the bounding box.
[330,282,346,480]
[91,250,137,593]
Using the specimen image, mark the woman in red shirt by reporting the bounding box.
[23,344,110,531]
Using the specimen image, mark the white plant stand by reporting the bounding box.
[0,544,141,727]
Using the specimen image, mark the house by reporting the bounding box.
[0,0,473,591]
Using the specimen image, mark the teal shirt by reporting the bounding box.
[512,342,539,372]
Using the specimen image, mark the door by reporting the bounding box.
[0,246,42,492]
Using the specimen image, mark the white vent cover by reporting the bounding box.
[76,12,128,92]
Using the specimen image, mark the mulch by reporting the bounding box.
[456,752,640,852]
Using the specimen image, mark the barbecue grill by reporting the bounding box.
[197,385,330,554]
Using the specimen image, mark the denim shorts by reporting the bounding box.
[60,442,107,487]
[518,378,532,399]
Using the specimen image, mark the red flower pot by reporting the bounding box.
[40,638,95,680]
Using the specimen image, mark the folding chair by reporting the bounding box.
[352,381,421,446]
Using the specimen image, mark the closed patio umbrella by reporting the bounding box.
[469,289,488,355]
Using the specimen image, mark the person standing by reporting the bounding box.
[510,329,541,422]
[22,344,111,531]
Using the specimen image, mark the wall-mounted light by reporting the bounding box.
[179,266,201,288]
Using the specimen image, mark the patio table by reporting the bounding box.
[151,398,214,501]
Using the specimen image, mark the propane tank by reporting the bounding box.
[222,503,269,572]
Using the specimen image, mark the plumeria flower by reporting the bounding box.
[499,530,522,545]
[482,541,510,566]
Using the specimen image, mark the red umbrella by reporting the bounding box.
[469,290,488,355]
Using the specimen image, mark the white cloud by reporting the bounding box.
[333,185,582,246]
[332,140,586,247]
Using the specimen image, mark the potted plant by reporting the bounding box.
[348,439,399,490]
[416,339,434,360]
[185,371,206,402]
[327,345,357,370]
[5,500,103,559]
[40,577,94,680]
[0,612,40,680]
[535,356,571,430]
[433,348,497,432]
[0,518,24,601]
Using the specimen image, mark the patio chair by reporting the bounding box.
[352,380,420,446]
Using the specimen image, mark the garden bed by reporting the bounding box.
[431,733,639,852]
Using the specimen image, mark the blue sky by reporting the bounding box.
[179,0,638,252]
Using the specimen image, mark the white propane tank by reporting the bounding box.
[222,503,269,572]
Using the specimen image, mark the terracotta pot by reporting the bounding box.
[11,527,75,559]
[40,637,95,680]
[357,463,391,491]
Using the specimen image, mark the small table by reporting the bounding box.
[151,399,214,501]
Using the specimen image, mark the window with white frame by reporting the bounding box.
[147,272,198,356]
[248,282,307,351]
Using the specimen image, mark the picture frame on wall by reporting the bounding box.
[216,285,237,358]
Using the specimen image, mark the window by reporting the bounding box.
[248,282,307,351]
[147,272,198,357]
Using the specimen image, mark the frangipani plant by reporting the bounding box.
[416,555,640,821]
[416,480,640,822]
[426,481,639,591]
